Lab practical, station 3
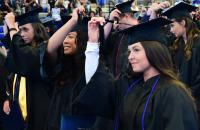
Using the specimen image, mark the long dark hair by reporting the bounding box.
[56,28,87,88]
[170,17,200,61]
[141,41,193,99]
[31,23,50,47]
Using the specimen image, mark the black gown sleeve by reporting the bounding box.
[189,38,200,100]
[4,33,42,77]
[161,86,198,130]
[39,41,62,79]
[0,67,9,107]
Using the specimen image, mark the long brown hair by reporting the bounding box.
[31,23,50,47]
[141,41,194,100]
[170,17,200,61]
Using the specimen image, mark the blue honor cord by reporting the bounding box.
[114,76,160,130]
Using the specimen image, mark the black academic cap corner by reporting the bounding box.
[115,0,135,13]
[118,17,172,45]
[40,16,55,26]
[162,1,198,19]
[61,15,72,24]
[40,16,54,23]
[16,7,43,26]
[61,15,90,25]
[119,17,172,34]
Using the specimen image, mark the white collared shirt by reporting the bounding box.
[85,41,100,84]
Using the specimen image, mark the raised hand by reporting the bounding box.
[88,17,105,43]
[3,100,10,115]
[4,12,16,29]
[71,6,85,22]
[109,9,121,21]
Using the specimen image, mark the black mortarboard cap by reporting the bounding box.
[115,0,134,13]
[61,15,72,24]
[119,17,172,45]
[16,7,43,26]
[162,1,198,19]
[41,16,55,27]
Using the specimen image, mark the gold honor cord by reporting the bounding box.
[13,74,27,120]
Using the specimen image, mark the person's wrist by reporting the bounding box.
[88,38,98,43]
[7,24,16,28]
[9,27,17,32]
[70,17,78,23]
[109,15,115,20]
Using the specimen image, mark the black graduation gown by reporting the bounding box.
[0,66,7,108]
[103,32,130,77]
[173,37,200,101]
[0,66,8,129]
[4,33,52,130]
[40,48,115,130]
[115,75,198,130]
[173,37,200,123]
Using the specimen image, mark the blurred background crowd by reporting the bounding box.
[1,0,200,25]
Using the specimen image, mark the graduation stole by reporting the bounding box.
[13,74,27,121]
[114,76,160,130]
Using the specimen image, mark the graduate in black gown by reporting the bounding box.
[87,17,199,130]
[40,6,115,130]
[103,0,139,78]
[2,8,53,130]
[162,1,200,123]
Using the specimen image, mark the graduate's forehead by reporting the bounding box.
[68,31,77,35]
[128,42,142,49]
[66,32,77,37]
[19,23,33,30]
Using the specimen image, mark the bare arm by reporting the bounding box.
[147,1,170,20]
[4,12,19,41]
[85,17,105,83]
[47,6,85,62]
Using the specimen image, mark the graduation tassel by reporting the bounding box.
[98,24,104,58]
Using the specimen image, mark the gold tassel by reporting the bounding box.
[13,74,27,120]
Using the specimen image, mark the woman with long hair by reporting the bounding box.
[3,9,52,130]
[162,2,200,123]
[87,17,198,130]
[41,6,115,130]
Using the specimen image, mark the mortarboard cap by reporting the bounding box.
[119,17,172,45]
[61,15,72,24]
[61,15,91,25]
[62,16,91,33]
[40,16,55,27]
[162,1,198,19]
[16,7,43,26]
[115,0,135,13]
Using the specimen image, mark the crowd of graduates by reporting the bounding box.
[0,0,200,130]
